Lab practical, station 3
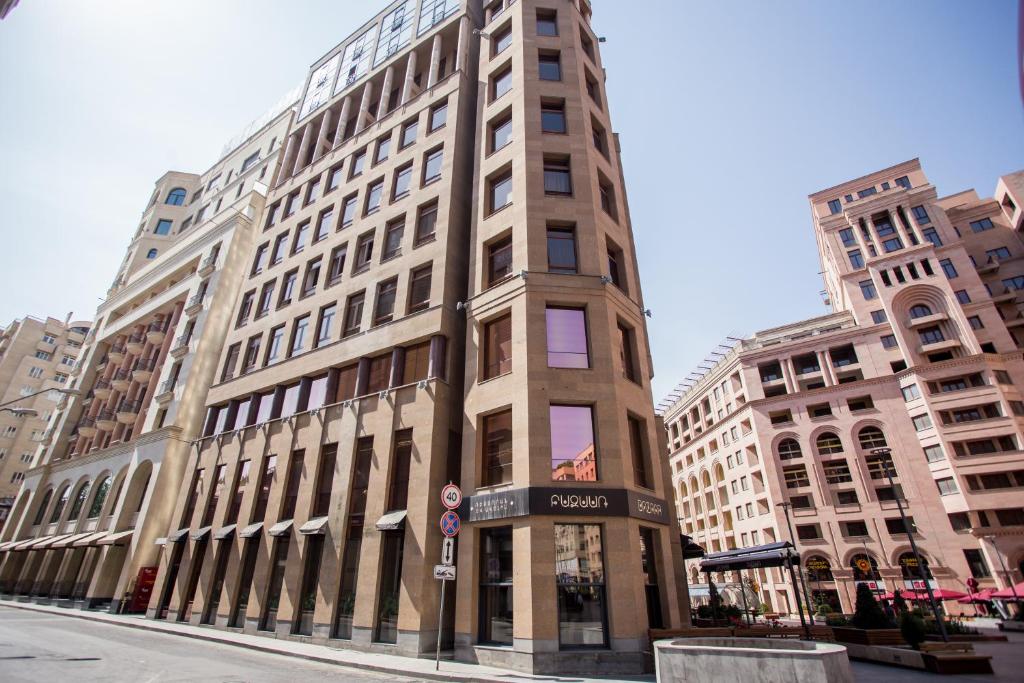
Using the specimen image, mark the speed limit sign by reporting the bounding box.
[441,483,462,510]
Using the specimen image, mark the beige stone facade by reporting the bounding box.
[662,159,1024,617]
[139,0,685,675]
[0,102,293,611]
[0,316,90,524]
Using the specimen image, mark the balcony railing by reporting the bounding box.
[187,293,205,309]
[127,331,145,345]
[147,320,168,333]
[117,398,142,414]
[200,253,218,271]
[158,378,177,395]
[133,357,157,373]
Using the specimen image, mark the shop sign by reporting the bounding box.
[459,487,670,524]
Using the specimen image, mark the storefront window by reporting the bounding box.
[260,536,291,632]
[294,536,325,635]
[639,527,664,629]
[375,531,405,643]
[554,523,607,648]
[805,556,834,582]
[229,537,259,628]
[479,526,513,644]
[334,437,373,639]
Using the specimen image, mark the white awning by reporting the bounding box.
[268,520,294,537]
[51,532,94,549]
[239,522,263,538]
[97,529,134,546]
[214,524,237,540]
[72,532,110,547]
[298,516,329,535]
[190,526,212,541]
[375,510,407,531]
[167,527,190,543]
[32,534,73,550]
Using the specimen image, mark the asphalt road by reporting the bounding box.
[0,607,423,682]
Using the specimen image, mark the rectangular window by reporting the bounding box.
[221,343,240,381]
[554,524,607,648]
[546,307,589,368]
[838,228,856,247]
[327,164,343,193]
[546,225,577,273]
[327,244,348,284]
[259,536,291,632]
[251,454,277,522]
[301,257,321,297]
[493,25,512,55]
[970,217,994,233]
[963,549,991,578]
[489,170,513,212]
[491,115,512,151]
[936,477,959,495]
[236,290,255,327]
[315,304,336,348]
[484,313,512,380]
[374,135,391,164]
[923,444,945,462]
[487,235,513,285]
[482,409,513,486]
[251,243,269,275]
[911,205,930,224]
[828,199,842,215]
[373,278,398,325]
[881,334,898,349]
[922,227,942,246]
[536,9,558,35]
[541,100,566,133]
[618,322,639,383]
[365,180,383,215]
[349,149,366,178]
[314,208,333,242]
[400,119,417,149]
[334,437,372,639]
[550,405,597,481]
[429,101,447,131]
[343,291,365,337]
[895,175,911,189]
[366,353,392,394]
[265,326,285,365]
[289,315,310,356]
[305,176,321,205]
[940,258,958,278]
[271,232,288,265]
[407,264,432,313]
[382,219,404,260]
[492,66,512,100]
[607,241,625,291]
[154,219,172,235]
[415,201,438,244]
[860,279,877,300]
[543,156,572,195]
[870,309,887,324]
[423,147,443,184]
[392,163,413,199]
[278,269,297,306]
[479,526,513,644]
[242,335,261,373]
[340,194,358,227]
[354,232,374,271]
[628,415,651,489]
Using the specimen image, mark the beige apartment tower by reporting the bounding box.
[662,160,1024,617]
[141,0,686,675]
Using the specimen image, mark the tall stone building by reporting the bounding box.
[662,160,1024,615]
[0,100,293,611]
[141,0,685,675]
[0,316,90,525]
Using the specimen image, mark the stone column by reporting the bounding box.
[356,81,376,133]
[378,65,395,117]
[355,357,371,397]
[291,122,315,177]
[332,96,353,148]
[428,335,447,380]
[455,15,471,75]
[313,108,335,162]
[427,34,443,87]
[277,132,300,186]
[817,351,835,386]
[389,347,405,388]
[401,50,418,104]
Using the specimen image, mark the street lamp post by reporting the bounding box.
[777,501,815,627]
[871,447,948,642]
[983,535,1022,618]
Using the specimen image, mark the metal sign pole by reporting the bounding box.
[435,575,446,670]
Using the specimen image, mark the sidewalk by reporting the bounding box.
[0,599,653,683]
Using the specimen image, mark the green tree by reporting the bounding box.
[851,582,894,629]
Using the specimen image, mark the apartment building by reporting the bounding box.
[0,316,90,524]
[145,0,686,675]
[662,159,1024,615]
[0,104,292,612]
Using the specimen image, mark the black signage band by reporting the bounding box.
[459,486,670,525]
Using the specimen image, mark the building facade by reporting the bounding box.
[0,316,90,525]
[662,160,1024,616]
[144,0,686,675]
[0,105,292,612]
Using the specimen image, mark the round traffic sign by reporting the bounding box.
[441,483,462,509]
[440,510,461,537]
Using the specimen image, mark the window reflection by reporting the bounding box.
[550,405,596,481]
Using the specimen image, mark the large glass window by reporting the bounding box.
[334,437,372,639]
[546,307,589,368]
[259,536,291,632]
[487,236,513,285]
[554,524,607,648]
[547,225,577,273]
[479,526,513,644]
[375,531,405,643]
[483,314,512,380]
[550,405,597,481]
[482,409,513,486]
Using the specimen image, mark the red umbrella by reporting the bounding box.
[958,588,996,604]
[926,588,968,601]
[991,582,1024,599]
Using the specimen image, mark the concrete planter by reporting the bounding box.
[655,637,853,683]
[832,627,904,646]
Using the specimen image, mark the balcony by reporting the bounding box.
[110,369,132,393]
[93,378,112,400]
[198,253,218,277]
[95,410,117,431]
[132,357,157,383]
[155,378,176,404]
[908,312,949,328]
[125,331,146,355]
[96,355,108,370]
[115,398,142,424]
[169,334,190,359]
[185,293,205,316]
[146,320,167,345]
[921,338,961,354]
[108,344,127,364]
[70,358,84,377]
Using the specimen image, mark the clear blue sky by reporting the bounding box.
[0,1,1020,402]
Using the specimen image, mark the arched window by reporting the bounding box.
[88,476,112,518]
[806,556,834,582]
[778,438,802,460]
[32,489,53,526]
[858,426,887,450]
[898,552,932,580]
[146,248,158,259]
[165,188,187,206]
[68,481,91,520]
[909,304,933,319]
[816,432,844,455]
[713,463,725,483]
[49,485,71,523]
[850,553,881,581]
[701,470,711,488]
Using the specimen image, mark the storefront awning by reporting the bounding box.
[0,540,22,551]
[239,522,263,538]
[299,516,329,535]
[375,510,407,531]
[699,542,799,573]
[167,527,190,543]
[10,537,43,552]
[97,529,134,546]
[51,532,95,549]
[191,526,212,541]
[214,524,237,541]
[72,531,109,547]
[268,520,293,537]
[32,534,73,550]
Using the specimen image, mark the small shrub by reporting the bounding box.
[900,611,927,648]
[816,604,832,617]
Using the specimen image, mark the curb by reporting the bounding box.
[0,600,504,683]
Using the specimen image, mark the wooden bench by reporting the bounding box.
[918,642,993,674]
[808,625,836,642]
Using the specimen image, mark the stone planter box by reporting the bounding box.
[655,637,853,683]
[832,627,904,646]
